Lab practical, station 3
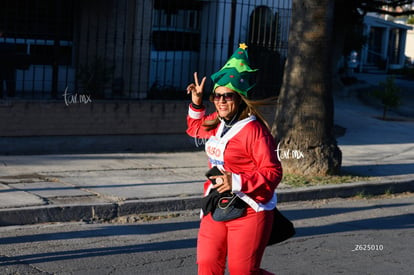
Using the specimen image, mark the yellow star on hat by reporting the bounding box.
[239,43,248,50]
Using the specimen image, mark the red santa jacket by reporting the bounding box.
[186,104,282,210]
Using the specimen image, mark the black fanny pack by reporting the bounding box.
[201,190,247,221]
[212,192,246,221]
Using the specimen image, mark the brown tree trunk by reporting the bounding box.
[271,0,342,175]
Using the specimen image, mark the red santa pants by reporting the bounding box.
[197,207,275,275]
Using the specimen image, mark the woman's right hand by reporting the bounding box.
[186,72,206,106]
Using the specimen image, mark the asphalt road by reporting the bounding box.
[1,194,413,275]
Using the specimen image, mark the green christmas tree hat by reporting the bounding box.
[211,43,257,97]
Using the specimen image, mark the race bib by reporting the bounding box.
[205,116,256,167]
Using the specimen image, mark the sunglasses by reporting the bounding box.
[212,92,237,101]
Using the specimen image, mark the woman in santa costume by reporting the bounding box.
[186,43,283,275]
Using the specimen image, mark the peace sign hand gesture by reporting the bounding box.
[186,72,206,106]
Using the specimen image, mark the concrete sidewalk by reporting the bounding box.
[1,73,414,226]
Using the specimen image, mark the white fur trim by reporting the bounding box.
[188,107,205,119]
[231,173,242,192]
[235,192,277,212]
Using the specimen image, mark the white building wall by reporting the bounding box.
[405,28,414,64]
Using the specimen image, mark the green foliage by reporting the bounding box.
[77,56,114,99]
[384,188,394,196]
[372,76,401,120]
[355,191,373,199]
[408,16,414,24]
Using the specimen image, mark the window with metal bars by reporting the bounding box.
[0,0,292,100]
[153,1,201,51]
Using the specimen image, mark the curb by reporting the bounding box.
[0,196,202,226]
[277,178,414,202]
[1,179,413,226]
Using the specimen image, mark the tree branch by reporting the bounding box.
[357,0,414,16]
[365,7,414,16]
